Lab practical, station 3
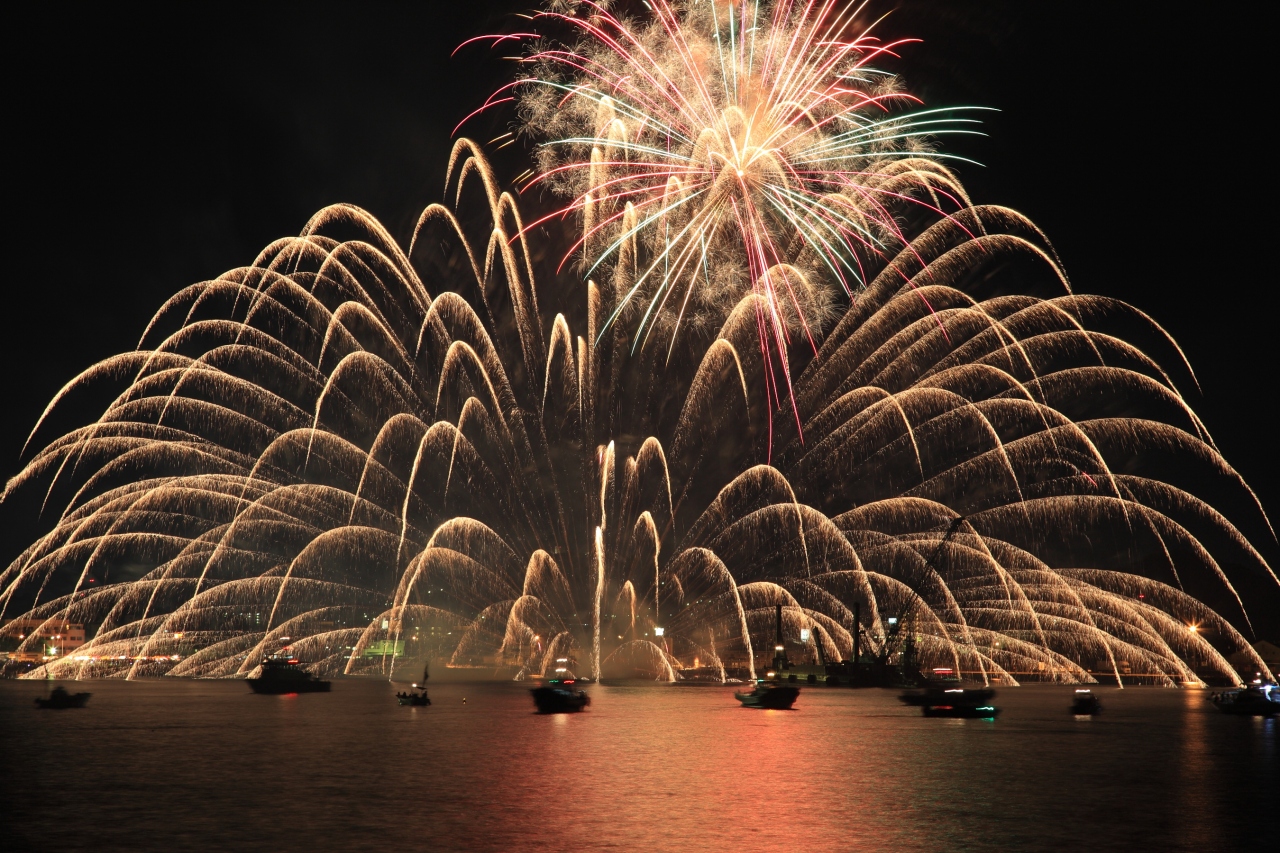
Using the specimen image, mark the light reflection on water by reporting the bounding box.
[0,680,1274,852]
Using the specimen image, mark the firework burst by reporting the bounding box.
[3,3,1274,691]
[468,0,984,416]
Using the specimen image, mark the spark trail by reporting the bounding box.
[1,4,1275,687]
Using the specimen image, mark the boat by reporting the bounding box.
[734,607,802,708]
[1070,689,1102,715]
[922,703,1000,719]
[673,665,749,685]
[734,681,801,710]
[1209,682,1280,716]
[900,686,994,707]
[531,679,590,713]
[396,661,431,706]
[919,688,999,718]
[246,655,331,694]
[34,685,91,709]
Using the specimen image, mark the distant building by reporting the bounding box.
[1228,640,1280,676]
[1,618,86,662]
[1253,640,1280,668]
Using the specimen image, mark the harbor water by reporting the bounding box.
[1,679,1274,851]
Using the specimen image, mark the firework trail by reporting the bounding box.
[1,3,1276,688]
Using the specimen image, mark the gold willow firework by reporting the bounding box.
[469,0,984,420]
[1,3,1276,688]
[0,139,1274,687]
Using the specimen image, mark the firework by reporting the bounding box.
[0,140,1273,687]
[1,3,1275,688]
[472,0,984,418]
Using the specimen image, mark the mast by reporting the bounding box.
[853,601,860,669]
[772,604,788,672]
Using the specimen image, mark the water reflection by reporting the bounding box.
[1,681,1274,852]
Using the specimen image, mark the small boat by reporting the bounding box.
[920,688,999,718]
[396,661,431,706]
[1209,682,1280,716]
[1071,689,1102,715]
[735,681,801,710]
[247,656,331,695]
[531,679,590,713]
[900,686,994,707]
[34,685,91,709]
[922,701,1000,719]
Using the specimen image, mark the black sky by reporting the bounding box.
[5,2,1276,606]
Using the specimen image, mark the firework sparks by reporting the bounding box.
[469,0,985,418]
[3,141,1274,689]
[3,4,1274,691]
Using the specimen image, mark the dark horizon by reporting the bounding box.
[6,0,1277,636]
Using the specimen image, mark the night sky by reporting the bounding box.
[6,2,1275,628]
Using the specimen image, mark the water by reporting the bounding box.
[1,680,1275,852]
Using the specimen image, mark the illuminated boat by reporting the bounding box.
[737,608,802,708]
[34,685,91,709]
[246,656,331,695]
[919,688,999,718]
[396,663,431,706]
[1070,689,1102,715]
[1209,682,1280,716]
[531,679,590,713]
[735,681,801,710]
[900,686,994,707]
